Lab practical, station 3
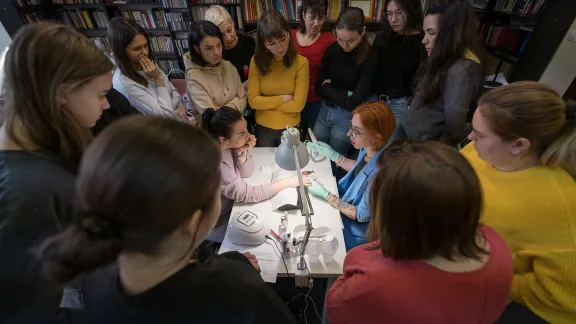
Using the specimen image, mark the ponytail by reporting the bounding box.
[541,106,576,179]
[201,106,243,141]
[36,213,123,283]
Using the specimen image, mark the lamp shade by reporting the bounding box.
[275,128,310,171]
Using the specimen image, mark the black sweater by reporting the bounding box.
[83,252,298,324]
[315,42,378,112]
[224,33,256,83]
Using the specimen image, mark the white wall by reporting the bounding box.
[0,22,10,53]
[539,17,576,96]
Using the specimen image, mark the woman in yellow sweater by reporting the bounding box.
[461,81,576,324]
[248,10,310,147]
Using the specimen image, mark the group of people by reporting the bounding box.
[0,0,574,323]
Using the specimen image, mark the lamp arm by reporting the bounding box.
[293,145,314,271]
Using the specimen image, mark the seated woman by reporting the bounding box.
[306,101,395,251]
[403,0,484,146]
[462,82,576,324]
[202,107,307,242]
[314,7,378,156]
[248,10,309,147]
[107,17,182,117]
[184,20,246,115]
[327,141,514,324]
[36,116,298,324]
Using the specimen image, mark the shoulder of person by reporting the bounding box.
[322,31,337,43]
[295,54,309,67]
[326,41,340,53]
[447,58,481,79]
[239,32,255,46]
[202,252,267,288]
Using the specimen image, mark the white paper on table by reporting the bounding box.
[270,167,299,211]
[251,251,280,283]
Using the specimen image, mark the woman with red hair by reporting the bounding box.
[306,101,395,250]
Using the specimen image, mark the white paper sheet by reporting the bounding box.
[251,251,280,283]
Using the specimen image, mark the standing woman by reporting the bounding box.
[306,102,395,251]
[462,82,576,324]
[36,116,298,324]
[292,0,336,134]
[0,23,113,322]
[314,7,378,156]
[184,20,246,115]
[371,0,425,140]
[403,0,484,146]
[108,17,182,117]
[248,10,310,147]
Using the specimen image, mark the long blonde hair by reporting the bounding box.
[1,22,113,166]
[479,81,576,178]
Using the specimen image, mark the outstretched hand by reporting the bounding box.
[305,141,340,162]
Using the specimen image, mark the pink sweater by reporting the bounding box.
[327,225,513,324]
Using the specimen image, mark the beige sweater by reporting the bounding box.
[184,52,247,114]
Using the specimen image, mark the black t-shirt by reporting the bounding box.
[83,252,298,324]
[371,33,425,98]
[315,42,378,112]
[0,150,76,323]
[223,33,256,83]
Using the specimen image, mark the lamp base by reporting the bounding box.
[295,267,310,287]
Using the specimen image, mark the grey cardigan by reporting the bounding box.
[403,58,483,146]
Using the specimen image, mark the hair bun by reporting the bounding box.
[78,211,122,241]
[201,108,217,127]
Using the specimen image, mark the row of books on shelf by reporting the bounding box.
[161,0,188,7]
[149,35,175,53]
[174,38,189,56]
[191,6,243,29]
[480,24,532,54]
[120,10,187,30]
[157,60,181,74]
[189,0,239,3]
[59,10,110,29]
[21,13,43,24]
[494,0,548,17]
[12,0,42,6]
[52,0,109,4]
[90,36,112,53]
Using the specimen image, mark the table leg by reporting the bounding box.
[322,277,335,324]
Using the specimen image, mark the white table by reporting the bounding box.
[219,148,345,323]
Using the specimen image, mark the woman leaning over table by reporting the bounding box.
[184,20,246,115]
[402,0,484,146]
[248,10,310,147]
[201,107,308,242]
[108,17,182,117]
[314,7,378,157]
[306,101,395,251]
[292,0,336,134]
[461,82,576,324]
[327,141,513,324]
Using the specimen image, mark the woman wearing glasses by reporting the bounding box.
[371,0,425,141]
[292,0,336,134]
[314,7,378,157]
[306,101,395,251]
[248,10,310,147]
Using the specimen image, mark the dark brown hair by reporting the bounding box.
[352,102,396,150]
[479,81,576,179]
[201,106,243,140]
[254,10,298,75]
[107,17,154,86]
[417,0,485,104]
[367,141,487,261]
[298,0,329,34]
[1,22,113,167]
[335,7,371,65]
[375,0,424,47]
[36,116,222,283]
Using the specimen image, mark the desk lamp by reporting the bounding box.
[275,125,314,287]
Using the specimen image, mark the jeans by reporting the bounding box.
[255,124,285,147]
[496,302,547,324]
[313,102,352,156]
[300,101,323,140]
[368,95,408,142]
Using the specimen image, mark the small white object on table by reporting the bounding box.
[219,147,346,279]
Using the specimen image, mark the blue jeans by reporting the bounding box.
[312,102,352,156]
[368,95,408,142]
[300,101,323,138]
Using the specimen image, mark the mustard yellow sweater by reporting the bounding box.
[247,54,309,130]
[461,144,576,324]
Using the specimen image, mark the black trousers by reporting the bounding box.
[255,124,289,147]
[497,302,547,324]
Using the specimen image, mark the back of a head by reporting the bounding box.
[2,22,113,164]
[479,81,576,178]
[188,20,224,66]
[37,116,222,283]
[353,102,396,150]
[201,106,243,141]
[107,17,148,83]
[204,5,232,26]
[368,141,485,261]
[254,10,296,73]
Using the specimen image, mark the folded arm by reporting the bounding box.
[247,58,283,111]
[274,58,309,113]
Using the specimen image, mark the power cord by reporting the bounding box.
[266,236,290,278]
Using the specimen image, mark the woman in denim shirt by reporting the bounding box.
[306,102,395,250]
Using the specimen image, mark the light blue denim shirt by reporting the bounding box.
[337,149,381,233]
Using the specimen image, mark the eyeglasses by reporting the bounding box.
[384,10,406,21]
[265,33,290,50]
[348,120,365,139]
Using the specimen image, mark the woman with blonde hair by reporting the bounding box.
[248,10,309,147]
[0,22,113,322]
[462,81,576,324]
